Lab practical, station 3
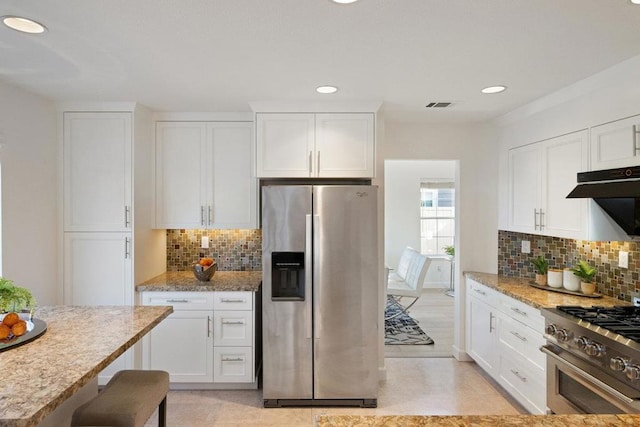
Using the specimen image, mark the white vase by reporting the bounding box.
[548,269,563,288]
[563,269,581,292]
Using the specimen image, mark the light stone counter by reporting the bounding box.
[316,414,640,426]
[135,270,262,292]
[0,305,172,427]
[464,271,628,309]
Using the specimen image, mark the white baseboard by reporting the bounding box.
[378,366,387,382]
[452,345,473,362]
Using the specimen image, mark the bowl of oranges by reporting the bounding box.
[193,257,217,282]
[0,311,32,341]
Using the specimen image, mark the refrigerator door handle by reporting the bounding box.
[305,214,313,340]
[313,214,321,340]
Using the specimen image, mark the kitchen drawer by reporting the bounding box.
[213,292,253,311]
[213,346,253,383]
[497,292,545,331]
[213,310,253,347]
[497,313,546,371]
[467,279,498,307]
[141,292,214,310]
[498,351,546,414]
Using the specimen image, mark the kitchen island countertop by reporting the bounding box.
[136,270,262,292]
[316,414,640,426]
[0,305,172,427]
[464,271,627,309]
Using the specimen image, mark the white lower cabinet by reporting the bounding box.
[141,291,256,388]
[466,278,546,414]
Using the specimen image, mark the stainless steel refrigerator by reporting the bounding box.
[262,185,378,408]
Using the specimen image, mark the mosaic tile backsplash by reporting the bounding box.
[498,230,640,302]
[167,229,262,271]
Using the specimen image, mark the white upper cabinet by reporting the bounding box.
[256,113,375,178]
[256,113,314,178]
[155,121,256,229]
[508,130,588,239]
[64,112,132,232]
[590,115,640,170]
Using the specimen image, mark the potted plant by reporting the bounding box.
[443,245,454,257]
[0,277,36,315]
[531,255,548,286]
[570,260,597,295]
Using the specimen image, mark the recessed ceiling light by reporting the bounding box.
[481,85,507,94]
[631,0,640,4]
[332,0,359,4]
[1,15,47,34]
[316,85,338,94]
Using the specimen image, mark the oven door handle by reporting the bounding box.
[540,345,635,405]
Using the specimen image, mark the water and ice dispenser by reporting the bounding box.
[271,252,305,301]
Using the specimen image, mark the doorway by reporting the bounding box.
[384,159,456,358]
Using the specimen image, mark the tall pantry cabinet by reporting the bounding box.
[61,105,166,384]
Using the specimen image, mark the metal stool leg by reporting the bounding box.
[159,396,167,427]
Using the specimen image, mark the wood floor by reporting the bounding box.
[385,288,455,358]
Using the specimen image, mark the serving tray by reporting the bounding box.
[0,318,47,352]
[528,281,602,298]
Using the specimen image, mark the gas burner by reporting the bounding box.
[557,305,640,342]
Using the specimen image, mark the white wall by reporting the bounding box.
[0,81,58,305]
[384,159,455,288]
[379,120,499,359]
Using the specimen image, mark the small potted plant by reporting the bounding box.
[0,277,36,319]
[531,255,548,286]
[570,260,597,295]
[443,245,454,257]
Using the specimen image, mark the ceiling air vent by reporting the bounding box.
[425,102,452,108]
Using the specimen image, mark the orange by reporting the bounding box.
[11,320,27,337]
[2,312,20,327]
[0,324,10,339]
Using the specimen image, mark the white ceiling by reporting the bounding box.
[2,0,640,123]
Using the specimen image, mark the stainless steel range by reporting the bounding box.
[542,305,640,414]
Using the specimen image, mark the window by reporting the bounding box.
[420,181,455,255]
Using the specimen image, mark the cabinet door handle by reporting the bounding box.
[511,307,528,317]
[222,320,245,325]
[166,299,190,303]
[124,206,131,228]
[474,288,486,296]
[534,209,539,230]
[510,330,527,341]
[510,369,527,382]
[200,206,205,226]
[207,315,212,338]
[124,237,130,259]
[220,298,246,303]
[222,357,245,362]
[308,151,313,176]
[634,125,640,156]
[489,312,495,333]
[540,209,545,231]
[208,205,212,226]
[317,150,320,173]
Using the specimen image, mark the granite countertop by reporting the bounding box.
[0,305,172,427]
[464,271,628,309]
[316,414,640,426]
[136,270,262,292]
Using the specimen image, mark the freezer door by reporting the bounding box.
[262,185,314,399]
[313,186,379,399]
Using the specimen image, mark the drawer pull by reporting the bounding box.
[510,331,527,341]
[510,369,527,382]
[474,289,487,296]
[220,298,246,303]
[222,320,245,325]
[511,307,528,317]
[222,357,245,362]
[166,299,190,303]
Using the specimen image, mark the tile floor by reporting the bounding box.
[144,358,524,426]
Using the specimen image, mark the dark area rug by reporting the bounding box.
[385,297,435,345]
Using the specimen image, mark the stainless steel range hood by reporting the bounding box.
[567,166,640,236]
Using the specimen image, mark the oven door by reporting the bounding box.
[541,344,640,414]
